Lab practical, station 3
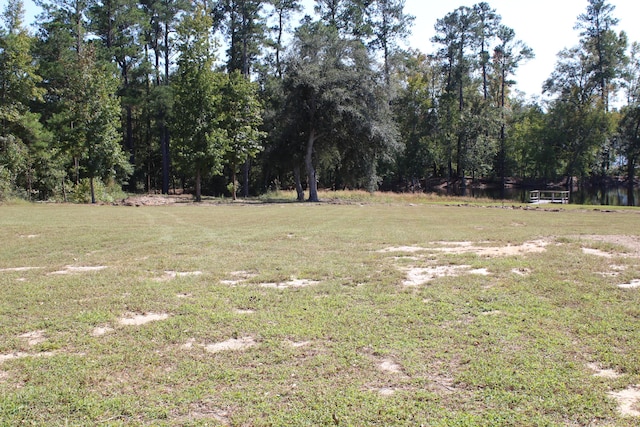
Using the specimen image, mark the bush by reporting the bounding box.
[69,178,127,204]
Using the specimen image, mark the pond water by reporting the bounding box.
[436,186,640,207]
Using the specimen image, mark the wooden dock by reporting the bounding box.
[529,190,569,204]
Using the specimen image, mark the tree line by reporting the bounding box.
[1,0,639,204]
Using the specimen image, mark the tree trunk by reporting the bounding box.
[243,157,250,198]
[294,165,304,201]
[628,157,636,207]
[232,161,237,201]
[126,105,135,192]
[161,121,169,194]
[90,176,96,204]
[195,169,202,202]
[305,131,319,202]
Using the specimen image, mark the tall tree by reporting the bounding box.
[472,2,500,101]
[48,46,132,203]
[171,0,226,202]
[88,0,145,190]
[266,0,300,78]
[544,46,609,187]
[220,71,265,200]
[617,42,640,206]
[281,21,397,201]
[215,0,266,76]
[0,0,53,199]
[492,24,533,195]
[367,0,414,86]
[575,0,627,112]
[432,5,477,190]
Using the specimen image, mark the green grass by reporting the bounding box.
[1,195,639,426]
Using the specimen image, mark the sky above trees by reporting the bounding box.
[297,0,640,100]
[16,0,640,100]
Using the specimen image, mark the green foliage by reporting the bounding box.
[171,1,226,201]
[69,178,126,203]
[220,70,265,199]
[281,21,398,200]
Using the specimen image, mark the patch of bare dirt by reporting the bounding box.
[203,337,256,353]
[582,248,614,258]
[18,330,46,346]
[379,359,404,374]
[377,387,397,396]
[172,401,232,426]
[512,267,532,276]
[118,312,170,326]
[619,279,640,289]
[586,362,623,379]
[379,239,548,258]
[608,386,640,417]
[430,240,549,257]
[378,246,429,253]
[0,351,56,364]
[579,235,640,257]
[403,266,470,286]
[49,265,107,275]
[155,271,202,281]
[91,326,114,337]
[260,278,320,289]
[0,267,41,272]
[220,271,256,285]
[403,265,489,286]
[235,309,255,314]
[285,340,311,348]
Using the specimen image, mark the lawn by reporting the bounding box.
[1,193,639,426]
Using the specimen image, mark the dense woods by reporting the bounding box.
[1,0,639,204]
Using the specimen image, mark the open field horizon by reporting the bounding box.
[1,198,639,425]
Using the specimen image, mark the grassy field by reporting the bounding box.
[1,192,639,426]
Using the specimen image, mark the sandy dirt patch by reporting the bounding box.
[18,330,46,346]
[377,387,396,396]
[378,246,430,253]
[118,312,170,326]
[91,326,114,337]
[579,235,640,257]
[285,340,311,348]
[49,265,107,275]
[0,351,56,364]
[481,310,502,316]
[608,386,640,417]
[260,278,320,289]
[155,271,202,281]
[403,266,470,286]
[378,359,404,374]
[235,309,255,314]
[582,248,614,258]
[587,362,623,379]
[380,240,548,258]
[176,293,193,298]
[220,271,256,285]
[619,279,640,289]
[403,265,489,286]
[204,337,256,353]
[172,401,232,426]
[512,267,532,276]
[0,267,42,272]
[430,240,548,257]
